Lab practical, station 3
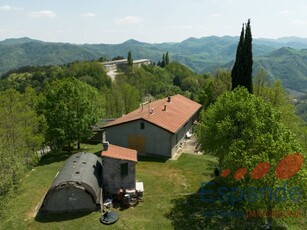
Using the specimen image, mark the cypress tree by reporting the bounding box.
[161,53,166,68]
[231,19,253,93]
[165,52,170,65]
[231,24,245,91]
[127,51,133,73]
[243,19,253,93]
[127,51,133,66]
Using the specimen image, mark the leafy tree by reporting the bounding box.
[0,87,44,217]
[41,78,104,151]
[196,87,304,227]
[231,19,253,93]
[0,146,18,218]
[112,56,125,61]
[65,61,111,90]
[254,69,302,138]
[198,70,231,108]
[253,68,269,97]
[0,62,111,92]
[121,83,140,114]
[181,76,199,93]
[98,56,108,62]
[0,65,60,92]
[166,62,195,88]
[0,87,44,164]
[105,83,140,117]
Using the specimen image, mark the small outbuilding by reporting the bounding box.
[40,152,102,213]
[101,143,137,196]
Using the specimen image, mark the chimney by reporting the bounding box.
[103,141,109,151]
[102,129,106,143]
[163,104,167,111]
[167,96,171,102]
[101,129,109,151]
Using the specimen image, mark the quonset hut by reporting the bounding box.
[40,152,102,213]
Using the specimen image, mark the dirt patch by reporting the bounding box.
[26,189,47,218]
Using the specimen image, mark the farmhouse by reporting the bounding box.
[101,143,137,195]
[103,94,202,158]
[40,152,102,213]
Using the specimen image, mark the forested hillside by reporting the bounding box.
[1,36,307,92]
[255,48,307,92]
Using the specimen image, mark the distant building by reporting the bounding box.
[102,59,150,72]
[101,143,137,195]
[103,94,202,158]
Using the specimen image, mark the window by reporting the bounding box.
[140,121,145,129]
[121,163,128,176]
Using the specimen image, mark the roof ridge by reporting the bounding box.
[103,94,202,133]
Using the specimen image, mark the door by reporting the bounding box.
[128,135,146,154]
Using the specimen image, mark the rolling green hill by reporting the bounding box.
[0,39,102,74]
[254,48,307,92]
[1,36,307,91]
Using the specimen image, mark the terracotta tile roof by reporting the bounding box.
[103,94,202,133]
[101,144,137,162]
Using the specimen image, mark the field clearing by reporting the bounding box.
[1,144,216,230]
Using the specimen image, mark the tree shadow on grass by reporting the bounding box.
[165,179,273,230]
[35,211,94,223]
[39,146,103,166]
[137,155,168,163]
[38,151,73,166]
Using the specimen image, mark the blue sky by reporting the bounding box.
[1,0,307,44]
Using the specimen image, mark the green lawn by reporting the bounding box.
[1,144,216,230]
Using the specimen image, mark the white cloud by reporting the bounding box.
[291,19,307,26]
[0,5,23,11]
[28,10,57,18]
[165,25,203,30]
[80,12,96,18]
[0,5,11,11]
[0,28,26,37]
[278,10,291,15]
[115,16,144,25]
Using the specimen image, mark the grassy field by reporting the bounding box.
[1,143,217,230]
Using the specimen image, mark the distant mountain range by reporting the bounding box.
[1,36,307,92]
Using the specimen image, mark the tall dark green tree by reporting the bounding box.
[231,19,253,93]
[161,53,166,68]
[244,19,253,93]
[231,24,244,91]
[165,52,170,65]
[127,51,133,72]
